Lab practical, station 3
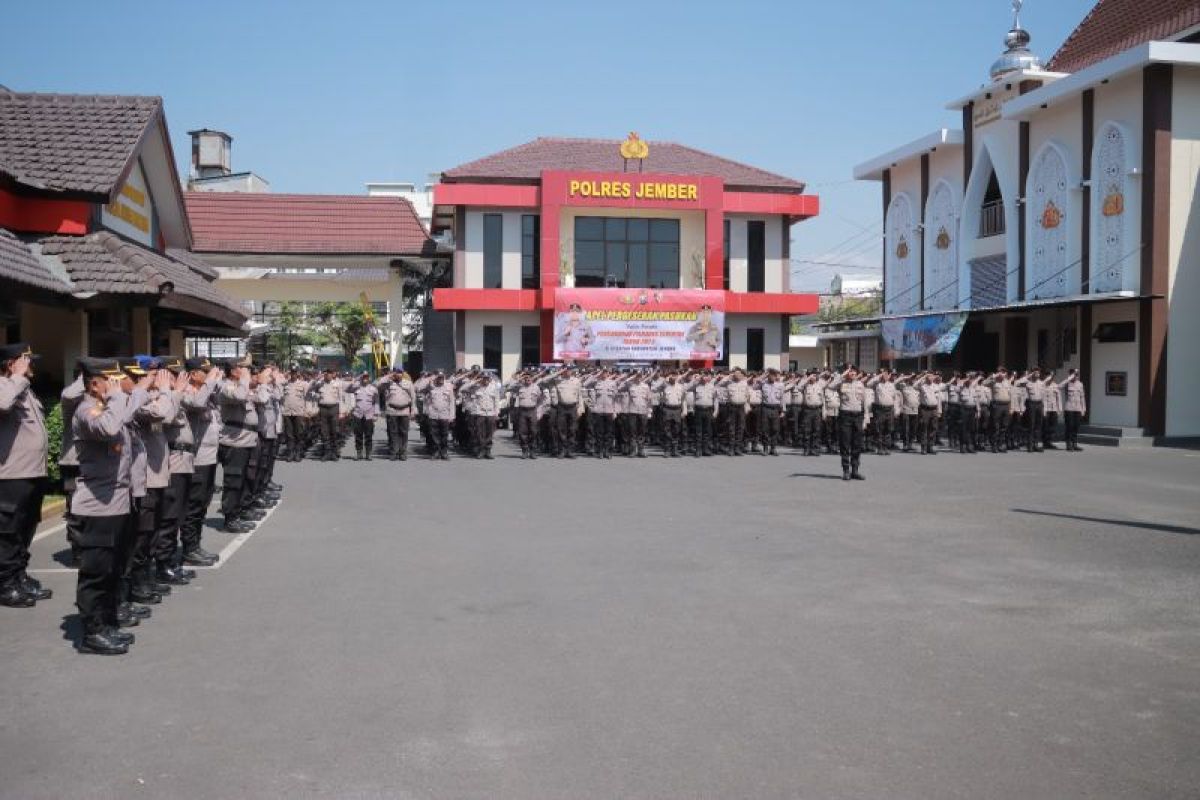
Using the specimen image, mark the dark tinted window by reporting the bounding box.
[573,216,679,289]
[483,214,503,289]
[483,325,502,373]
[722,218,730,290]
[747,327,764,371]
[520,215,539,289]
[521,325,540,367]
[747,220,765,293]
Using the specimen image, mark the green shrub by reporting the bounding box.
[45,400,63,489]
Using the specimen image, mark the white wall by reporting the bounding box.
[1089,301,1140,427]
[462,311,541,378]
[1166,67,1200,437]
[960,123,1022,306]
[724,314,784,371]
[1026,100,1084,298]
[463,209,526,289]
[725,215,786,294]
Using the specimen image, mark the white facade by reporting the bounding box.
[367,179,436,230]
[853,28,1200,439]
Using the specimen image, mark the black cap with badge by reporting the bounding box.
[0,343,39,362]
[78,357,123,379]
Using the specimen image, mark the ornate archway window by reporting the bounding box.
[924,181,959,310]
[885,193,917,314]
[1092,122,1132,293]
[1027,144,1070,299]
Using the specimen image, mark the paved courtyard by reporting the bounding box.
[3,435,1199,799]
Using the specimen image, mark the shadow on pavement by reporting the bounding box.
[788,472,846,481]
[1012,508,1200,536]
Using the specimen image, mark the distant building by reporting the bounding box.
[837,0,1200,440]
[186,129,270,193]
[366,177,437,231]
[0,92,245,386]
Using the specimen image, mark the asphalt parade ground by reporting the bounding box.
[3,434,1200,799]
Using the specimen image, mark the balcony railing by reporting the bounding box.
[978,200,1006,238]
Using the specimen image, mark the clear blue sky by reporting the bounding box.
[2,0,1094,290]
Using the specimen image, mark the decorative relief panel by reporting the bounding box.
[924,182,958,310]
[1028,145,1069,299]
[1092,123,1130,294]
[885,193,916,314]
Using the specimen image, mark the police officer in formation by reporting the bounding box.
[0,349,288,655]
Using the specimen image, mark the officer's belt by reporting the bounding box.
[168,442,196,454]
[762,404,781,409]
[223,420,256,431]
[663,404,682,409]
[920,404,939,409]
[318,403,339,409]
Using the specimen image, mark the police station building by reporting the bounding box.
[429,136,819,375]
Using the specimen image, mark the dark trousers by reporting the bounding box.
[128,488,164,582]
[918,407,939,453]
[0,477,44,586]
[514,408,537,453]
[76,514,131,632]
[592,413,614,455]
[872,406,893,451]
[662,409,683,453]
[218,445,252,520]
[555,406,577,455]
[472,415,496,455]
[181,463,217,548]
[838,411,864,473]
[726,408,746,453]
[800,407,822,452]
[154,471,192,564]
[352,418,375,456]
[1026,401,1044,450]
[960,408,978,451]
[694,407,715,454]
[1065,410,1082,447]
[283,415,306,461]
[318,405,340,459]
[255,438,278,492]
[991,402,1011,450]
[901,414,918,450]
[385,415,411,457]
[429,419,450,456]
[1043,411,1058,446]
[61,465,82,551]
[761,406,781,448]
[625,413,647,452]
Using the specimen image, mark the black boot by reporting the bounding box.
[0,582,34,608]
[182,548,218,567]
[842,469,851,481]
[79,627,128,655]
[851,467,865,481]
[485,447,494,460]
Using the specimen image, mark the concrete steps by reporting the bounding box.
[1077,425,1156,448]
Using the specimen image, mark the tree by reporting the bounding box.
[267,301,317,367]
[818,289,882,324]
[311,301,371,368]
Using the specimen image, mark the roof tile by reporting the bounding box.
[0,92,160,197]
[184,192,435,256]
[0,227,72,293]
[1047,0,1200,73]
[442,137,805,192]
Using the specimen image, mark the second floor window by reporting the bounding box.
[483,213,503,288]
[574,216,679,289]
[979,172,1006,238]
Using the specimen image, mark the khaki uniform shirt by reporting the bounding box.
[218,377,259,449]
[59,376,85,468]
[0,375,48,479]
[660,383,686,408]
[381,378,416,416]
[1063,379,1086,413]
[136,390,178,491]
[424,383,456,421]
[72,392,140,517]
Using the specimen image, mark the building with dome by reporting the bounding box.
[846,0,1200,443]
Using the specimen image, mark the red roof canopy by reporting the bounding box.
[1047,0,1200,74]
[184,192,434,256]
[443,137,805,193]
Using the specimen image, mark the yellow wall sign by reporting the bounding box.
[101,160,153,244]
[568,179,699,201]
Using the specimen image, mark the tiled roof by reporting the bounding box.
[184,192,436,256]
[0,227,71,293]
[36,231,247,328]
[442,137,806,192]
[165,247,220,280]
[0,92,160,197]
[1047,0,1200,73]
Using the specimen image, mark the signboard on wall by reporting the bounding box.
[101,160,154,246]
[880,312,969,359]
[553,288,724,361]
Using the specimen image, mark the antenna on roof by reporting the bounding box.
[1012,0,1023,29]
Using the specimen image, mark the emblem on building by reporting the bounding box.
[895,235,909,260]
[1040,200,1063,229]
[620,131,649,161]
[1102,190,1124,217]
[935,226,951,250]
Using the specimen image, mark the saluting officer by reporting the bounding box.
[759,369,785,456]
[0,344,50,608]
[829,366,868,481]
[379,368,416,460]
[422,372,456,460]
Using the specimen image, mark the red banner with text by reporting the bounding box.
[553,288,725,361]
